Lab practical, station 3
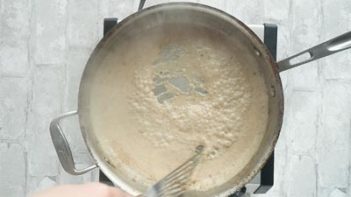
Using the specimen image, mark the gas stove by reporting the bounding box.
[99,17,278,197]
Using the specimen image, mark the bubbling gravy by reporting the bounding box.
[88,25,269,191]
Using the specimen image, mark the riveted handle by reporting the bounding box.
[50,111,97,175]
[278,31,351,72]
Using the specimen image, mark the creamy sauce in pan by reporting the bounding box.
[87,25,269,191]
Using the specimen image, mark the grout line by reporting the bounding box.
[315,94,321,196]
[290,88,316,93]
[0,75,26,78]
[315,0,324,195]
[317,0,324,83]
[24,150,28,197]
[315,161,319,197]
[324,78,351,83]
[35,63,61,67]
[56,0,70,181]
[348,118,351,195]
[23,0,34,150]
[24,0,35,192]
[0,139,22,144]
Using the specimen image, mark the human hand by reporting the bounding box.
[30,182,131,197]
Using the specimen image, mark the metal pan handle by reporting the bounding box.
[278,31,351,72]
[50,111,97,175]
[138,0,146,11]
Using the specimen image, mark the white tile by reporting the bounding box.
[223,0,264,24]
[263,0,290,23]
[318,187,334,197]
[33,0,67,64]
[282,0,322,89]
[67,0,99,48]
[0,77,29,140]
[317,81,351,188]
[317,0,351,80]
[322,52,351,80]
[329,188,347,197]
[26,176,42,196]
[108,0,138,21]
[284,90,320,153]
[285,154,316,197]
[0,143,26,197]
[26,65,64,177]
[290,0,322,48]
[64,47,92,111]
[0,41,29,76]
[321,0,351,39]
[0,0,31,76]
[0,0,31,40]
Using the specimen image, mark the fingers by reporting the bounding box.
[30,182,132,197]
[88,183,132,197]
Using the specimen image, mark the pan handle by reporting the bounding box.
[278,31,351,72]
[138,0,146,11]
[50,111,97,175]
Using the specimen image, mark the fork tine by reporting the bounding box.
[161,160,200,187]
[163,160,199,180]
[158,183,185,195]
[163,160,196,178]
[161,174,191,190]
[146,145,204,197]
[147,181,185,197]
[163,147,203,182]
[158,183,184,194]
[159,188,184,197]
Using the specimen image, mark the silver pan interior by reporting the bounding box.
[78,3,284,197]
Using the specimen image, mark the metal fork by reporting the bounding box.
[143,145,204,197]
